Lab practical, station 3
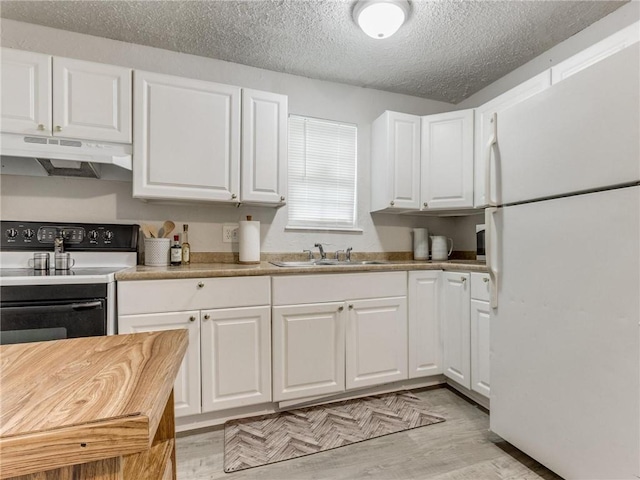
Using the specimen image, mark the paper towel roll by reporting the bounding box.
[239,218,260,264]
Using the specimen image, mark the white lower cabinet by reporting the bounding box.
[118,276,271,418]
[470,299,491,397]
[201,306,271,412]
[271,272,408,402]
[272,302,345,401]
[442,272,471,389]
[346,297,407,389]
[118,310,202,417]
[408,271,442,378]
[441,271,491,399]
[470,272,491,397]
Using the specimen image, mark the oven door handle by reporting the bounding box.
[2,301,104,314]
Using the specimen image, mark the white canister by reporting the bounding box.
[144,238,170,266]
[239,216,261,264]
[413,228,429,260]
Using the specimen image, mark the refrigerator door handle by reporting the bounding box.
[484,112,498,207]
[485,207,499,308]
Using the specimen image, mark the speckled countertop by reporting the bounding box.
[115,259,487,281]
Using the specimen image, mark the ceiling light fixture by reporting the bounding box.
[353,0,410,40]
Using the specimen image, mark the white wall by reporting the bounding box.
[0,18,471,254]
[457,2,639,108]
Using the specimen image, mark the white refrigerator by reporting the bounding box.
[486,43,640,479]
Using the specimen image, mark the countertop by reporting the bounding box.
[0,330,188,478]
[115,259,488,281]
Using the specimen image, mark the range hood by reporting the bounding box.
[0,133,132,179]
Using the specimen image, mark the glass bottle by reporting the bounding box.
[170,235,182,266]
[181,224,191,265]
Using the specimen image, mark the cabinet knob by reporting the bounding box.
[483,277,489,283]
[55,125,62,132]
[348,304,354,310]
[423,202,428,207]
[37,124,45,131]
[204,314,210,320]
[461,276,467,283]
[231,193,237,199]
[189,316,196,322]
[390,201,395,206]
[338,306,344,312]
[197,282,204,288]
[280,195,285,202]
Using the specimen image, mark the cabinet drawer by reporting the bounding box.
[272,272,406,305]
[470,272,490,301]
[118,276,270,315]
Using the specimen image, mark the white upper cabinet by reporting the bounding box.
[421,109,474,210]
[133,70,241,202]
[0,49,132,143]
[1,49,51,135]
[53,57,132,143]
[241,89,287,205]
[551,21,639,84]
[474,71,551,207]
[371,111,421,211]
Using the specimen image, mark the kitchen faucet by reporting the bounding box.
[314,243,326,259]
[346,247,353,262]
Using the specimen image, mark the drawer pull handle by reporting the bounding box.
[348,304,354,310]
[37,124,45,131]
[197,282,204,288]
[55,125,62,132]
[483,277,489,283]
[461,277,467,283]
[204,314,210,320]
[189,316,196,322]
[390,201,395,206]
[338,306,344,312]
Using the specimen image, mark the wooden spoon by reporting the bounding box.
[162,220,175,238]
[141,224,156,238]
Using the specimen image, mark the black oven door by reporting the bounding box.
[0,284,107,345]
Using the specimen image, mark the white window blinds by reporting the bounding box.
[287,115,358,230]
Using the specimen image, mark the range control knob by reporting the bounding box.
[88,230,99,241]
[23,229,35,239]
[6,228,18,239]
[104,230,114,241]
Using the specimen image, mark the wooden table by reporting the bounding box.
[0,330,188,479]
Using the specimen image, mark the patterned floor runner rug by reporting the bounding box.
[223,391,446,473]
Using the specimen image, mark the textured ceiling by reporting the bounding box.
[0,0,627,103]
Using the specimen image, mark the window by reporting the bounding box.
[287,115,358,230]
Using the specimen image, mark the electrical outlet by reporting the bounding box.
[222,224,239,243]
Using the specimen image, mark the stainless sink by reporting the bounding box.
[269,260,317,267]
[270,260,391,267]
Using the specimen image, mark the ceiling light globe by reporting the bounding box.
[354,0,409,39]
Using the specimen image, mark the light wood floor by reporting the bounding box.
[176,386,562,480]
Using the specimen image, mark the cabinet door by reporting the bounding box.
[470,299,490,398]
[551,22,639,84]
[474,71,551,207]
[1,48,51,135]
[442,272,471,389]
[118,311,201,417]
[53,57,132,143]
[421,109,474,210]
[371,111,421,211]
[346,296,408,390]
[201,306,271,412]
[133,70,241,202]
[408,271,442,378]
[241,89,287,204]
[272,302,345,401]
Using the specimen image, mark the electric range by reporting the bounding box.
[0,221,139,343]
